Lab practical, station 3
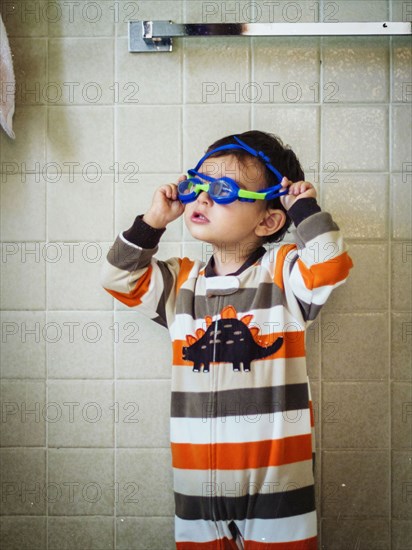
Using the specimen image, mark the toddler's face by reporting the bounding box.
[183,154,271,251]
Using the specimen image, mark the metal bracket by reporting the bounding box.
[129,20,412,52]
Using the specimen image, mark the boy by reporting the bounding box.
[100,130,353,549]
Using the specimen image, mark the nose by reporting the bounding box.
[196,190,213,205]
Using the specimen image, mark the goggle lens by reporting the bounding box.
[178,180,195,195]
[209,180,232,200]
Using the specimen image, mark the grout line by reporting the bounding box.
[388,10,393,540]
[45,22,49,550]
[113,21,117,550]
[318,0,324,538]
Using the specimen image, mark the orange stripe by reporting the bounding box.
[176,258,195,293]
[172,434,312,470]
[245,536,318,549]
[309,401,315,428]
[103,265,153,307]
[177,537,317,550]
[274,244,297,291]
[173,331,305,366]
[297,251,353,290]
[177,539,238,550]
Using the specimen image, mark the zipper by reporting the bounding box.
[210,295,221,542]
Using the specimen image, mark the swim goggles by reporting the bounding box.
[178,136,288,205]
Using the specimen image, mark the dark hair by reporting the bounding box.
[206,130,305,243]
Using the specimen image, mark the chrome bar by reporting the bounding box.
[129,20,412,52]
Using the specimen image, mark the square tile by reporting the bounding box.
[391,313,412,381]
[116,516,174,549]
[0,380,46,447]
[48,38,114,105]
[0,242,46,310]
[392,37,412,103]
[48,1,114,37]
[321,518,390,550]
[47,381,114,447]
[0,311,46,378]
[47,173,114,242]
[392,0,412,21]
[0,449,46,515]
[185,37,250,104]
[46,311,114,379]
[116,38,182,104]
[327,0,387,21]
[184,0,257,23]
[322,106,388,171]
[47,241,113,310]
[0,106,46,167]
[116,449,174,516]
[0,517,46,550]
[322,37,389,102]
[48,517,114,549]
[0,175,46,241]
[0,1,48,36]
[323,173,388,239]
[322,313,389,381]
[392,382,412,449]
[391,242,412,311]
[117,106,182,173]
[321,450,389,517]
[48,448,114,515]
[47,106,114,173]
[392,520,412,550]
[392,105,412,172]
[253,37,320,104]
[392,451,412,519]
[9,37,47,106]
[392,173,412,240]
[322,382,389,449]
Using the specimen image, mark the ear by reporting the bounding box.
[255,208,287,238]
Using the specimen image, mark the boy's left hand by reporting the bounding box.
[279,177,317,210]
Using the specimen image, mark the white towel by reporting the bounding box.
[0,15,16,139]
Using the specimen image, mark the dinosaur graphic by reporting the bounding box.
[182,305,283,373]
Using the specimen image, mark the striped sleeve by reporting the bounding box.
[283,209,353,321]
[100,232,183,328]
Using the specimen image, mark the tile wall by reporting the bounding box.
[0,0,411,548]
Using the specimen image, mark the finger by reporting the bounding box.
[281,177,292,188]
[164,185,172,199]
[290,183,299,195]
[171,184,179,201]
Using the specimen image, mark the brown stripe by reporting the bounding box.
[106,235,155,272]
[174,484,316,521]
[171,383,309,419]
[176,282,285,319]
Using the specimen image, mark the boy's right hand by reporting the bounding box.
[143,176,186,229]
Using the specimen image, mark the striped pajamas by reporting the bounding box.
[100,209,353,548]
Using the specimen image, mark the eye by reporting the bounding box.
[210,179,232,198]
[178,180,195,195]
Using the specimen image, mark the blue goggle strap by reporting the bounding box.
[193,136,284,184]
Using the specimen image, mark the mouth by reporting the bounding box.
[190,211,210,224]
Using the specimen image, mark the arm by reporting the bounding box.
[279,179,353,322]
[100,180,186,327]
